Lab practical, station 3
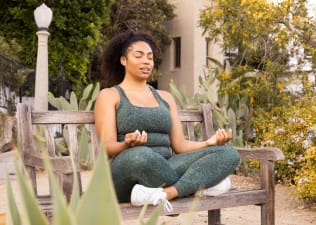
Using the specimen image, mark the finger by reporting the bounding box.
[140,130,147,143]
[128,132,139,145]
[126,136,137,147]
[215,130,222,145]
[135,132,142,142]
[222,128,232,142]
[217,129,225,139]
[131,132,137,140]
[125,133,131,140]
[124,133,134,146]
[220,128,228,137]
[227,128,233,139]
[219,128,232,142]
[216,129,227,145]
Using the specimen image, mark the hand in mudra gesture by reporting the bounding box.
[206,128,233,146]
[124,130,148,147]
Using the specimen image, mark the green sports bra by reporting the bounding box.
[115,85,172,147]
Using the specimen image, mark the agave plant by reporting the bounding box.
[35,82,102,168]
[169,58,251,147]
[6,150,163,225]
[48,82,100,111]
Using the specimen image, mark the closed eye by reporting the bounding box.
[134,52,143,58]
[134,51,153,60]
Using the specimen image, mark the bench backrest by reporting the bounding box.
[16,103,215,199]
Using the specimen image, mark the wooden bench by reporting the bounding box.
[16,103,284,225]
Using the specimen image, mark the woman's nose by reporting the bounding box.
[142,57,152,64]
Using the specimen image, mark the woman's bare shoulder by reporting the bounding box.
[98,87,118,97]
[157,89,172,99]
[157,89,177,107]
[97,87,120,104]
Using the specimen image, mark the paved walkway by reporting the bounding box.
[0,152,15,181]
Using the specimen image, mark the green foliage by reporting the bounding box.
[0,36,22,60]
[169,80,200,110]
[252,90,316,202]
[48,82,100,111]
[0,49,32,114]
[0,0,174,92]
[199,0,315,70]
[106,0,175,62]
[295,146,316,202]
[8,162,48,225]
[0,0,114,95]
[47,83,100,168]
[7,149,165,225]
[199,0,316,114]
[170,59,249,147]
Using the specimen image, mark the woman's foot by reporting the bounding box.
[197,177,232,197]
[131,184,173,212]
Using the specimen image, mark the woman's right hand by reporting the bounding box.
[124,130,147,147]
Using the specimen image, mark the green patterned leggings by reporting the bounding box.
[111,145,240,202]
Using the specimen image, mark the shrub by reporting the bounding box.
[295,146,316,202]
[252,93,316,202]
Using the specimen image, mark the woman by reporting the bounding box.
[94,30,240,212]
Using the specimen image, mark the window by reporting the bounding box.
[173,37,181,68]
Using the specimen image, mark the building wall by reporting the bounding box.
[158,0,224,95]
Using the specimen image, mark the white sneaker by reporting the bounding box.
[131,184,173,212]
[197,177,232,197]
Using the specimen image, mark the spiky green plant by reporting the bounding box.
[6,150,164,225]
[48,82,100,111]
[169,58,250,146]
[43,82,100,168]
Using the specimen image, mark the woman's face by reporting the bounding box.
[120,41,154,80]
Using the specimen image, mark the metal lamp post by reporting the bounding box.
[33,3,52,111]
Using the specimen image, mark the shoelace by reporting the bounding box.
[161,198,173,213]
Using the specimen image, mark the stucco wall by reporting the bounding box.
[158,0,223,96]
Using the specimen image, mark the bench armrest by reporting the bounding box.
[236,147,284,161]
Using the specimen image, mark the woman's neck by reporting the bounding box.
[119,79,149,91]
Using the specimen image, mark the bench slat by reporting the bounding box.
[120,189,267,220]
[178,111,204,122]
[37,188,267,220]
[31,111,95,124]
[23,153,74,173]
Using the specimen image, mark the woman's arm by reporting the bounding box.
[159,90,232,154]
[94,88,126,157]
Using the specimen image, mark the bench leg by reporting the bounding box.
[261,160,275,225]
[208,209,223,225]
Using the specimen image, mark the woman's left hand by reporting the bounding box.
[206,128,233,146]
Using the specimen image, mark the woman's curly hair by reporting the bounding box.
[101,30,161,88]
